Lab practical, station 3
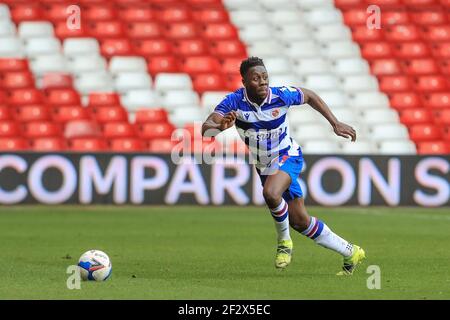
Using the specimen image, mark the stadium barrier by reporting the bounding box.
[0,153,448,207]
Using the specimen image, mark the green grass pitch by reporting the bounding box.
[0,205,449,300]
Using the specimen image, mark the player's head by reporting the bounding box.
[240,56,269,101]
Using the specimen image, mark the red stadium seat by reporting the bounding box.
[10,3,43,22]
[403,0,439,5]
[438,59,450,74]
[385,25,421,42]
[185,0,222,6]
[43,3,71,22]
[88,21,125,38]
[430,42,450,58]
[0,137,28,151]
[379,75,411,92]
[51,105,90,123]
[400,59,439,75]
[173,39,208,56]
[159,6,191,23]
[423,93,450,109]
[54,21,88,39]
[126,22,162,39]
[118,7,155,22]
[88,92,121,107]
[351,26,384,42]
[221,57,245,75]
[389,92,423,110]
[412,75,449,92]
[69,138,107,151]
[7,89,43,105]
[433,109,450,125]
[0,59,29,72]
[399,108,434,125]
[191,8,229,23]
[165,22,199,39]
[0,105,11,121]
[147,56,180,75]
[343,9,367,26]
[209,40,247,57]
[417,141,450,154]
[135,108,168,124]
[31,137,67,151]
[421,25,450,42]
[368,0,402,5]
[133,39,172,56]
[14,105,50,122]
[102,122,136,138]
[381,11,410,25]
[201,23,238,40]
[0,121,21,137]
[180,56,221,74]
[92,106,128,123]
[334,0,365,9]
[226,74,243,92]
[0,72,34,89]
[409,124,442,141]
[84,5,117,21]
[146,138,178,153]
[137,122,175,139]
[64,120,101,139]
[23,121,62,138]
[410,11,447,25]
[192,73,227,93]
[360,42,393,59]
[44,89,80,106]
[109,138,144,152]
[392,42,431,58]
[370,59,402,75]
[100,38,133,57]
[41,73,73,89]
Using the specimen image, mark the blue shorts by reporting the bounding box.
[257,154,304,202]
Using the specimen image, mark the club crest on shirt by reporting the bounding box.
[271,109,280,118]
[244,113,250,120]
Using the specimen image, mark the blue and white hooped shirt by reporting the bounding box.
[214,86,305,169]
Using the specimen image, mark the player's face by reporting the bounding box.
[243,66,269,101]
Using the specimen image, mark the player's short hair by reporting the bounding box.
[240,56,265,77]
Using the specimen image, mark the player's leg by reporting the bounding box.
[260,170,293,269]
[287,197,366,275]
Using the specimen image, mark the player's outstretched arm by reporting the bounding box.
[201,111,237,137]
[300,87,357,142]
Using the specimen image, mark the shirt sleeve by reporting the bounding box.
[213,93,236,116]
[278,86,305,107]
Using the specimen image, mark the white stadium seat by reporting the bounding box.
[114,72,152,93]
[154,73,192,91]
[0,37,23,57]
[229,10,265,27]
[75,72,114,94]
[340,140,377,154]
[340,75,379,92]
[276,24,311,42]
[285,41,321,59]
[304,8,343,26]
[258,0,297,9]
[370,123,410,141]
[109,56,147,74]
[330,108,359,123]
[222,0,255,10]
[304,74,340,91]
[201,91,228,109]
[293,124,332,141]
[19,22,54,39]
[319,91,349,109]
[321,41,361,59]
[294,58,331,75]
[68,55,107,74]
[25,38,61,57]
[289,108,322,125]
[361,109,399,125]
[264,57,291,75]
[121,89,160,111]
[303,140,340,154]
[0,21,15,37]
[269,74,301,87]
[30,54,68,75]
[331,58,370,76]
[0,4,10,19]
[170,107,205,127]
[160,90,199,109]
[349,92,390,109]
[296,0,334,9]
[378,140,417,155]
[248,41,283,57]
[266,11,302,25]
[238,24,273,43]
[63,38,99,56]
[313,24,352,42]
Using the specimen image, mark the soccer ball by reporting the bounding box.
[78,250,112,281]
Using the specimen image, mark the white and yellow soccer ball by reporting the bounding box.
[78,250,112,281]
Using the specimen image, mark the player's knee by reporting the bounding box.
[262,187,282,207]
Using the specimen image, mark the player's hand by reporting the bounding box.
[219,111,237,130]
[333,121,356,142]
